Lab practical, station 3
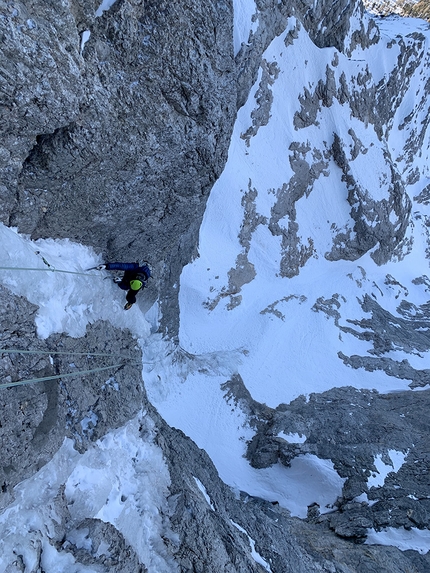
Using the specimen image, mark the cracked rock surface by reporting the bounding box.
[1,0,236,336]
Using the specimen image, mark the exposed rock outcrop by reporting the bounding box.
[237,378,430,541]
[0,285,143,507]
[365,0,430,21]
[156,412,430,573]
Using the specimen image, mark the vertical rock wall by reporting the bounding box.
[1,0,236,333]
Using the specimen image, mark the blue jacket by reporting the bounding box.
[106,262,151,281]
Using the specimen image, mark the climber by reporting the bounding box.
[97,262,151,310]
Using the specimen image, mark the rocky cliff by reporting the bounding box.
[1,0,236,334]
[365,0,430,21]
[1,0,430,572]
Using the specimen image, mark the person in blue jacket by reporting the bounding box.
[97,262,151,310]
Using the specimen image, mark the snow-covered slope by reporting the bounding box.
[144,11,430,550]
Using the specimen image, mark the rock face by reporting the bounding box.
[1,0,430,572]
[239,377,430,539]
[0,285,143,506]
[1,0,236,333]
[364,0,430,21]
[155,414,430,573]
[0,0,417,329]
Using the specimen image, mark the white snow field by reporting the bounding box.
[0,5,430,567]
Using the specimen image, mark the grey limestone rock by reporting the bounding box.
[1,0,236,337]
[0,285,144,507]
[64,518,146,573]
[154,408,430,573]
[268,142,329,278]
[204,182,265,311]
[235,378,430,541]
[329,133,411,265]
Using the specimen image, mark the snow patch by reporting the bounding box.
[230,520,272,572]
[277,431,307,444]
[95,0,118,17]
[193,476,215,510]
[366,526,430,554]
[80,30,90,54]
[368,450,408,489]
[353,492,379,506]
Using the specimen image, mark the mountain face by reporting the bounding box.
[1,0,430,572]
[1,0,236,333]
[364,0,430,21]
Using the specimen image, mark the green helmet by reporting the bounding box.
[130,279,143,291]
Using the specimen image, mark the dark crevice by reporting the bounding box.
[21,123,77,174]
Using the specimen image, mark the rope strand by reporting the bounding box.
[0,348,137,360]
[0,363,129,389]
[0,266,99,277]
[0,347,173,366]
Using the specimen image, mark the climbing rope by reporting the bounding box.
[0,363,130,389]
[0,266,99,277]
[0,346,175,367]
[0,348,137,360]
